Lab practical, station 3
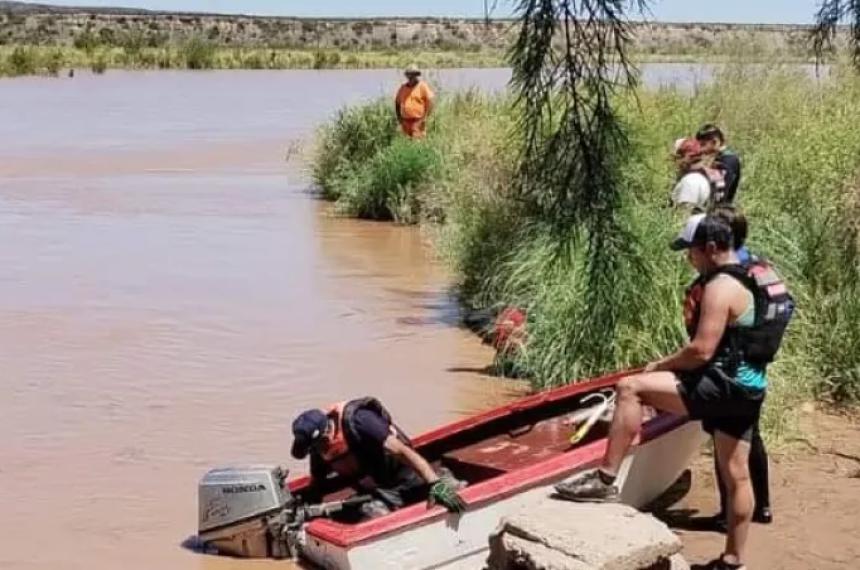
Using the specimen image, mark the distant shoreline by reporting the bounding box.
[0,2,836,50]
[1,44,826,79]
[0,1,846,77]
[0,1,825,26]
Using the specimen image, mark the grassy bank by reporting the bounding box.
[0,44,506,76]
[0,42,827,78]
[312,66,860,434]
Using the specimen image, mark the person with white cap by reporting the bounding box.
[554,213,790,570]
[395,64,434,138]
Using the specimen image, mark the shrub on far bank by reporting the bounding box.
[7,46,38,75]
[0,45,67,76]
[91,52,108,74]
[182,37,216,70]
[44,48,63,75]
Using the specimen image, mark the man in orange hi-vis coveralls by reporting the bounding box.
[395,64,435,138]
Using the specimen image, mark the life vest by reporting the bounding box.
[684,258,794,368]
[492,306,526,353]
[690,166,728,205]
[319,401,350,464]
[318,398,412,478]
[715,148,742,202]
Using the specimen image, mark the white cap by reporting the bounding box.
[670,213,707,250]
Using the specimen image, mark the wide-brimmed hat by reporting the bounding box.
[404,64,421,76]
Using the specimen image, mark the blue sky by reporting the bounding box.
[22,1,821,24]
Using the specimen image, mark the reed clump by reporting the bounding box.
[311,65,860,415]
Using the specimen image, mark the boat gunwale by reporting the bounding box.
[292,368,689,548]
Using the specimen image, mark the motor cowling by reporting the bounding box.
[197,465,297,558]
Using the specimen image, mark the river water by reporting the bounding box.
[0,65,757,570]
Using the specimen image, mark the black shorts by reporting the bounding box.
[676,367,765,442]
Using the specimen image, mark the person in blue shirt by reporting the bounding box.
[697,124,742,204]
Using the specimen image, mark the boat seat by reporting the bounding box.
[441,416,576,479]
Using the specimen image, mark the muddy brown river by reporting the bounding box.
[0,65,742,570]
[0,69,529,570]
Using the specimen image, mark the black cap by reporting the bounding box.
[695,123,724,143]
[290,409,328,459]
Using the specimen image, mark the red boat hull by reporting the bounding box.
[288,369,704,569]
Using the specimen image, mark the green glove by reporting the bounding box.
[427,480,466,513]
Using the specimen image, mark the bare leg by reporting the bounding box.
[715,422,770,519]
[601,372,689,475]
[714,430,753,565]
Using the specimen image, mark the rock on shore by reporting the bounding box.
[487,501,688,570]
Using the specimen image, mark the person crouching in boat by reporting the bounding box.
[556,213,790,570]
[290,397,465,517]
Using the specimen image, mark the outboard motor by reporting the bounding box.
[197,465,371,560]
[197,465,297,558]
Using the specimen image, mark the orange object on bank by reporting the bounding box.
[396,80,434,138]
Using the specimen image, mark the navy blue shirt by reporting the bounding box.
[350,408,392,446]
[717,148,742,203]
[309,407,394,486]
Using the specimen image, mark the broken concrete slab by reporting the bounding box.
[489,531,593,570]
[487,500,685,570]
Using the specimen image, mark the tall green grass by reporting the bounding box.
[312,66,860,410]
[312,99,398,200]
[333,138,442,222]
[313,89,516,224]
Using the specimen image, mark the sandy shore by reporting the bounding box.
[669,409,860,568]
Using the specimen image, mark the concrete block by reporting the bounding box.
[487,500,685,570]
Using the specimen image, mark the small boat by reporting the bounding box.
[293,369,704,569]
[197,369,705,569]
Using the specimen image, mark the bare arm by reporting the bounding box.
[650,278,734,372]
[383,435,438,484]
